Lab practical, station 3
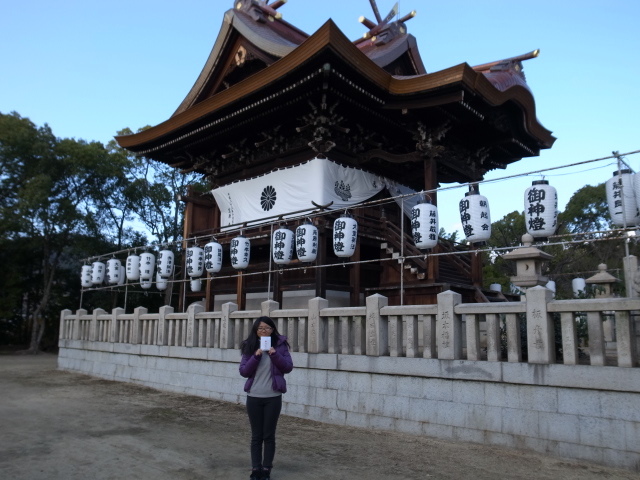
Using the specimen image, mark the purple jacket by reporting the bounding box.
[239,335,293,394]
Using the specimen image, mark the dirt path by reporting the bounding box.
[0,354,637,480]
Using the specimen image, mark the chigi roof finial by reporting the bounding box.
[357,1,416,44]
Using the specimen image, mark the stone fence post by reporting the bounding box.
[129,307,146,344]
[436,290,462,359]
[90,308,105,342]
[59,309,72,341]
[262,300,279,317]
[157,305,174,346]
[111,307,125,343]
[525,285,555,364]
[308,297,328,353]
[221,302,238,349]
[186,303,204,347]
[366,294,388,356]
[73,309,86,340]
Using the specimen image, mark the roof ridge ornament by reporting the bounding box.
[235,0,288,23]
[356,1,416,46]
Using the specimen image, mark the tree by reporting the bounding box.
[0,112,128,352]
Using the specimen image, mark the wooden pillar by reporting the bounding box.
[350,234,362,306]
[205,273,214,311]
[424,157,439,282]
[272,266,283,306]
[236,271,246,310]
[315,220,327,299]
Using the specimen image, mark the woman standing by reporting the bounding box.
[239,316,293,480]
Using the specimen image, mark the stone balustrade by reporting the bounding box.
[60,287,639,367]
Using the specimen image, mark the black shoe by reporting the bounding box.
[249,468,262,479]
[262,467,271,480]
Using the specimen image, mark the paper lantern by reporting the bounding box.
[524,180,558,239]
[139,252,155,281]
[140,277,152,290]
[459,191,491,244]
[91,261,105,285]
[106,259,122,285]
[546,280,556,297]
[489,283,502,293]
[80,265,93,288]
[157,250,174,278]
[572,278,587,298]
[272,226,295,265]
[204,240,223,274]
[230,236,251,270]
[190,278,202,292]
[118,265,126,286]
[186,246,205,277]
[126,255,140,281]
[296,221,319,262]
[410,200,438,249]
[156,273,167,291]
[333,215,358,257]
[607,170,640,227]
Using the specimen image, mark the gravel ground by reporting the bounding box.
[0,353,638,480]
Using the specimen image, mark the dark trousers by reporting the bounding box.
[246,395,282,469]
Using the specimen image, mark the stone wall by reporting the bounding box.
[58,339,640,471]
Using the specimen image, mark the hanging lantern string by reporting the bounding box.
[82,149,640,264]
[81,227,634,293]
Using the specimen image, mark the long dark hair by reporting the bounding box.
[240,316,286,356]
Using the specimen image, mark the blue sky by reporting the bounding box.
[2,0,639,234]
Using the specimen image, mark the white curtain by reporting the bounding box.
[211,157,419,229]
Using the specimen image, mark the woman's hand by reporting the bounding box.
[268,347,276,355]
[255,349,263,356]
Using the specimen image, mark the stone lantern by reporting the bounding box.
[503,234,553,289]
[585,263,619,298]
[586,263,620,351]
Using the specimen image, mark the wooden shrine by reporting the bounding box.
[116,0,555,310]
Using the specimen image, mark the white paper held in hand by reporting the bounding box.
[260,336,271,351]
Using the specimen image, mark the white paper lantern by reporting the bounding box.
[545,280,556,297]
[126,255,140,281]
[118,265,126,285]
[157,250,174,278]
[230,236,251,270]
[296,221,319,262]
[607,170,640,227]
[186,246,205,277]
[411,200,438,249]
[190,278,202,292]
[80,265,93,288]
[333,215,358,257]
[91,261,105,285]
[139,252,155,281]
[204,240,223,274]
[489,283,502,293]
[156,273,167,291]
[524,180,558,238]
[272,226,295,265]
[140,277,153,290]
[459,191,491,244]
[106,259,122,285]
[572,278,587,298]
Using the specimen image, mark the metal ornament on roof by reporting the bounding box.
[296,220,319,263]
[91,261,105,285]
[459,188,491,244]
[186,246,205,278]
[157,250,174,278]
[524,180,558,239]
[80,265,93,288]
[333,214,358,258]
[606,170,640,227]
[272,226,295,265]
[106,259,122,285]
[204,240,223,274]
[231,235,251,270]
[126,254,141,281]
[411,197,438,249]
